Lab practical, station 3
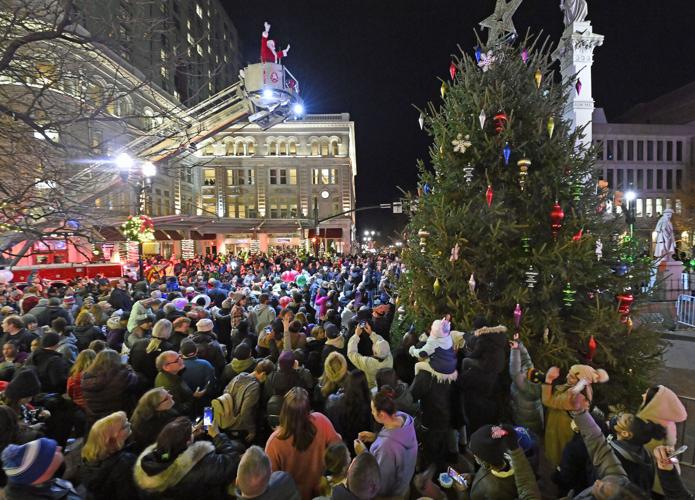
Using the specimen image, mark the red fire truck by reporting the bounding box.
[8,262,124,284]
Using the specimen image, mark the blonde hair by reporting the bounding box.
[75,310,95,328]
[69,349,96,377]
[131,388,168,428]
[82,411,128,462]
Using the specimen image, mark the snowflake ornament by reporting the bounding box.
[452,133,472,154]
[478,51,496,72]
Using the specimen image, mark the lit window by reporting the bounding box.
[312,168,337,184]
[197,44,203,56]
[635,198,643,217]
[160,48,166,61]
[160,66,169,79]
[187,33,194,45]
[187,20,191,30]
[676,199,683,214]
[196,4,203,18]
[645,198,653,217]
[656,198,663,215]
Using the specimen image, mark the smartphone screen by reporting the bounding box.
[448,466,466,486]
[203,407,213,428]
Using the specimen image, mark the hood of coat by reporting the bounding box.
[473,325,508,336]
[29,348,63,365]
[638,385,687,424]
[372,412,417,454]
[134,441,214,492]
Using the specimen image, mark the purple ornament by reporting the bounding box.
[475,46,482,63]
[503,142,512,165]
[576,79,582,95]
[514,303,522,329]
[521,48,528,64]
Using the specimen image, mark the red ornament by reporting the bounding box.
[617,293,634,318]
[493,112,508,134]
[572,228,584,241]
[449,61,457,80]
[486,185,494,207]
[587,336,597,361]
[550,202,565,237]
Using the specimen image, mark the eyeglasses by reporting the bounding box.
[164,355,182,366]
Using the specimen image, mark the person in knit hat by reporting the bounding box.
[2,437,80,498]
[542,364,609,468]
[347,321,392,390]
[409,317,457,382]
[221,342,257,388]
[4,368,41,403]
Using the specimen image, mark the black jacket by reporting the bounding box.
[80,449,138,500]
[409,370,452,429]
[190,331,226,375]
[131,409,180,453]
[109,288,133,312]
[25,349,69,394]
[134,434,243,500]
[0,329,37,355]
[129,338,175,387]
[35,306,72,328]
[3,478,81,500]
[73,325,106,352]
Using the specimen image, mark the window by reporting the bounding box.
[197,44,203,57]
[268,202,298,218]
[606,140,614,161]
[677,141,683,162]
[227,169,254,185]
[627,140,634,161]
[667,141,673,161]
[656,198,663,215]
[227,202,256,218]
[616,170,624,190]
[595,140,603,160]
[677,170,683,190]
[321,142,329,156]
[646,169,653,190]
[160,66,169,79]
[676,199,683,215]
[647,141,654,161]
[187,33,194,45]
[637,140,644,161]
[203,168,216,185]
[310,142,320,156]
[196,3,203,18]
[187,19,192,30]
[645,198,653,217]
[666,170,673,190]
[657,141,664,161]
[160,48,166,61]
[636,169,643,190]
[635,198,643,217]
[312,168,337,184]
[289,142,297,155]
[268,141,277,156]
[666,198,672,210]
[617,141,624,161]
[656,170,663,189]
[269,169,297,185]
[606,169,614,188]
[626,169,634,188]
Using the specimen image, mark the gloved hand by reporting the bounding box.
[497,424,519,451]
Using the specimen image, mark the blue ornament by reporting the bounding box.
[66,219,80,230]
[503,142,511,165]
[613,263,629,277]
[423,183,432,195]
[475,46,482,63]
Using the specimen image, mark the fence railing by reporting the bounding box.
[676,395,695,468]
[676,295,695,328]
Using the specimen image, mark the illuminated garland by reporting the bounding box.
[122,215,155,243]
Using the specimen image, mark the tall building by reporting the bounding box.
[74,0,241,105]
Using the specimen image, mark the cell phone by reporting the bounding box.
[358,320,366,328]
[203,407,213,428]
[447,467,467,487]
[669,445,688,463]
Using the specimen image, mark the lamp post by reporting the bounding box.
[625,190,636,237]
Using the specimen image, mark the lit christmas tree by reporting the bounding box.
[399,31,663,407]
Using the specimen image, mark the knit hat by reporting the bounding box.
[47,297,61,307]
[323,352,347,382]
[469,425,507,467]
[21,314,37,326]
[172,297,188,312]
[233,343,252,360]
[180,339,198,358]
[62,296,75,306]
[278,351,295,371]
[430,318,451,338]
[569,364,609,384]
[2,438,62,485]
[196,318,214,332]
[373,339,391,359]
[5,370,41,400]
[40,332,60,349]
[324,322,340,339]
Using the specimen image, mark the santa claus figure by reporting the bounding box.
[260,21,290,64]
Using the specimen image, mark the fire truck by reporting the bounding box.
[8,262,124,285]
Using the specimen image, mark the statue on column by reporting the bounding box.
[560,0,588,26]
[654,209,676,262]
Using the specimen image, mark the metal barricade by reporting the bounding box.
[676,395,695,468]
[676,295,695,328]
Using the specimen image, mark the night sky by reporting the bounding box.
[224,0,695,240]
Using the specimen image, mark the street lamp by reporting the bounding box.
[115,152,134,171]
[625,190,637,236]
[141,161,157,178]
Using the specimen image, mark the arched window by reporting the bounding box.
[142,107,155,131]
[289,141,297,156]
[278,141,287,156]
[268,141,277,156]
[331,140,340,156]
[320,141,329,156]
[310,141,319,156]
[247,141,255,155]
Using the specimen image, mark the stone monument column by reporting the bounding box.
[552,5,604,148]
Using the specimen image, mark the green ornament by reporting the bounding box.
[521,236,531,253]
[562,282,576,307]
[571,182,583,202]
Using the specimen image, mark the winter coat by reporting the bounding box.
[248,304,276,334]
[509,344,543,436]
[466,325,507,374]
[608,437,654,494]
[108,287,133,312]
[154,371,196,417]
[190,331,226,375]
[324,392,373,454]
[131,409,180,453]
[129,338,175,386]
[410,370,452,430]
[410,331,457,376]
[264,368,315,400]
[80,448,139,500]
[134,433,243,500]
[182,357,216,393]
[56,335,78,365]
[468,447,541,500]
[456,361,499,434]
[214,372,260,434]
[369,412,418,497]
[66,373,87,409]
[346,332,393,389]
[563,411,628,500]
[221,357,256,388]
[35,306,72,328]
[81,366,139,427]
[73,325,105,351]
[552,431,595,497]
[3,478,81,500]
[25,348,69,394]
[0,329,37,354]
[230,471,300,500]
[636,384,687,495]
[542,383,583,468]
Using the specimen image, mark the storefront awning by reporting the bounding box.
[153,230,170,241]
[165,230,183,240]
[308,228,343,238]
[190,230,217,240]
[95,226,125,241]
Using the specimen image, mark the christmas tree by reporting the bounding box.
[399,33,664,408]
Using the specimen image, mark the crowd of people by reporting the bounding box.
[0,251,692,499]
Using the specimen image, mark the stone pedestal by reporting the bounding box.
[656,260,685,301]
[552,21,604,149]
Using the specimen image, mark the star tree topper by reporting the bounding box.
[479,0,523,45]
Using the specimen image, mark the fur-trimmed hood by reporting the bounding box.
[134,441,214,492]
[474,325,508,336]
